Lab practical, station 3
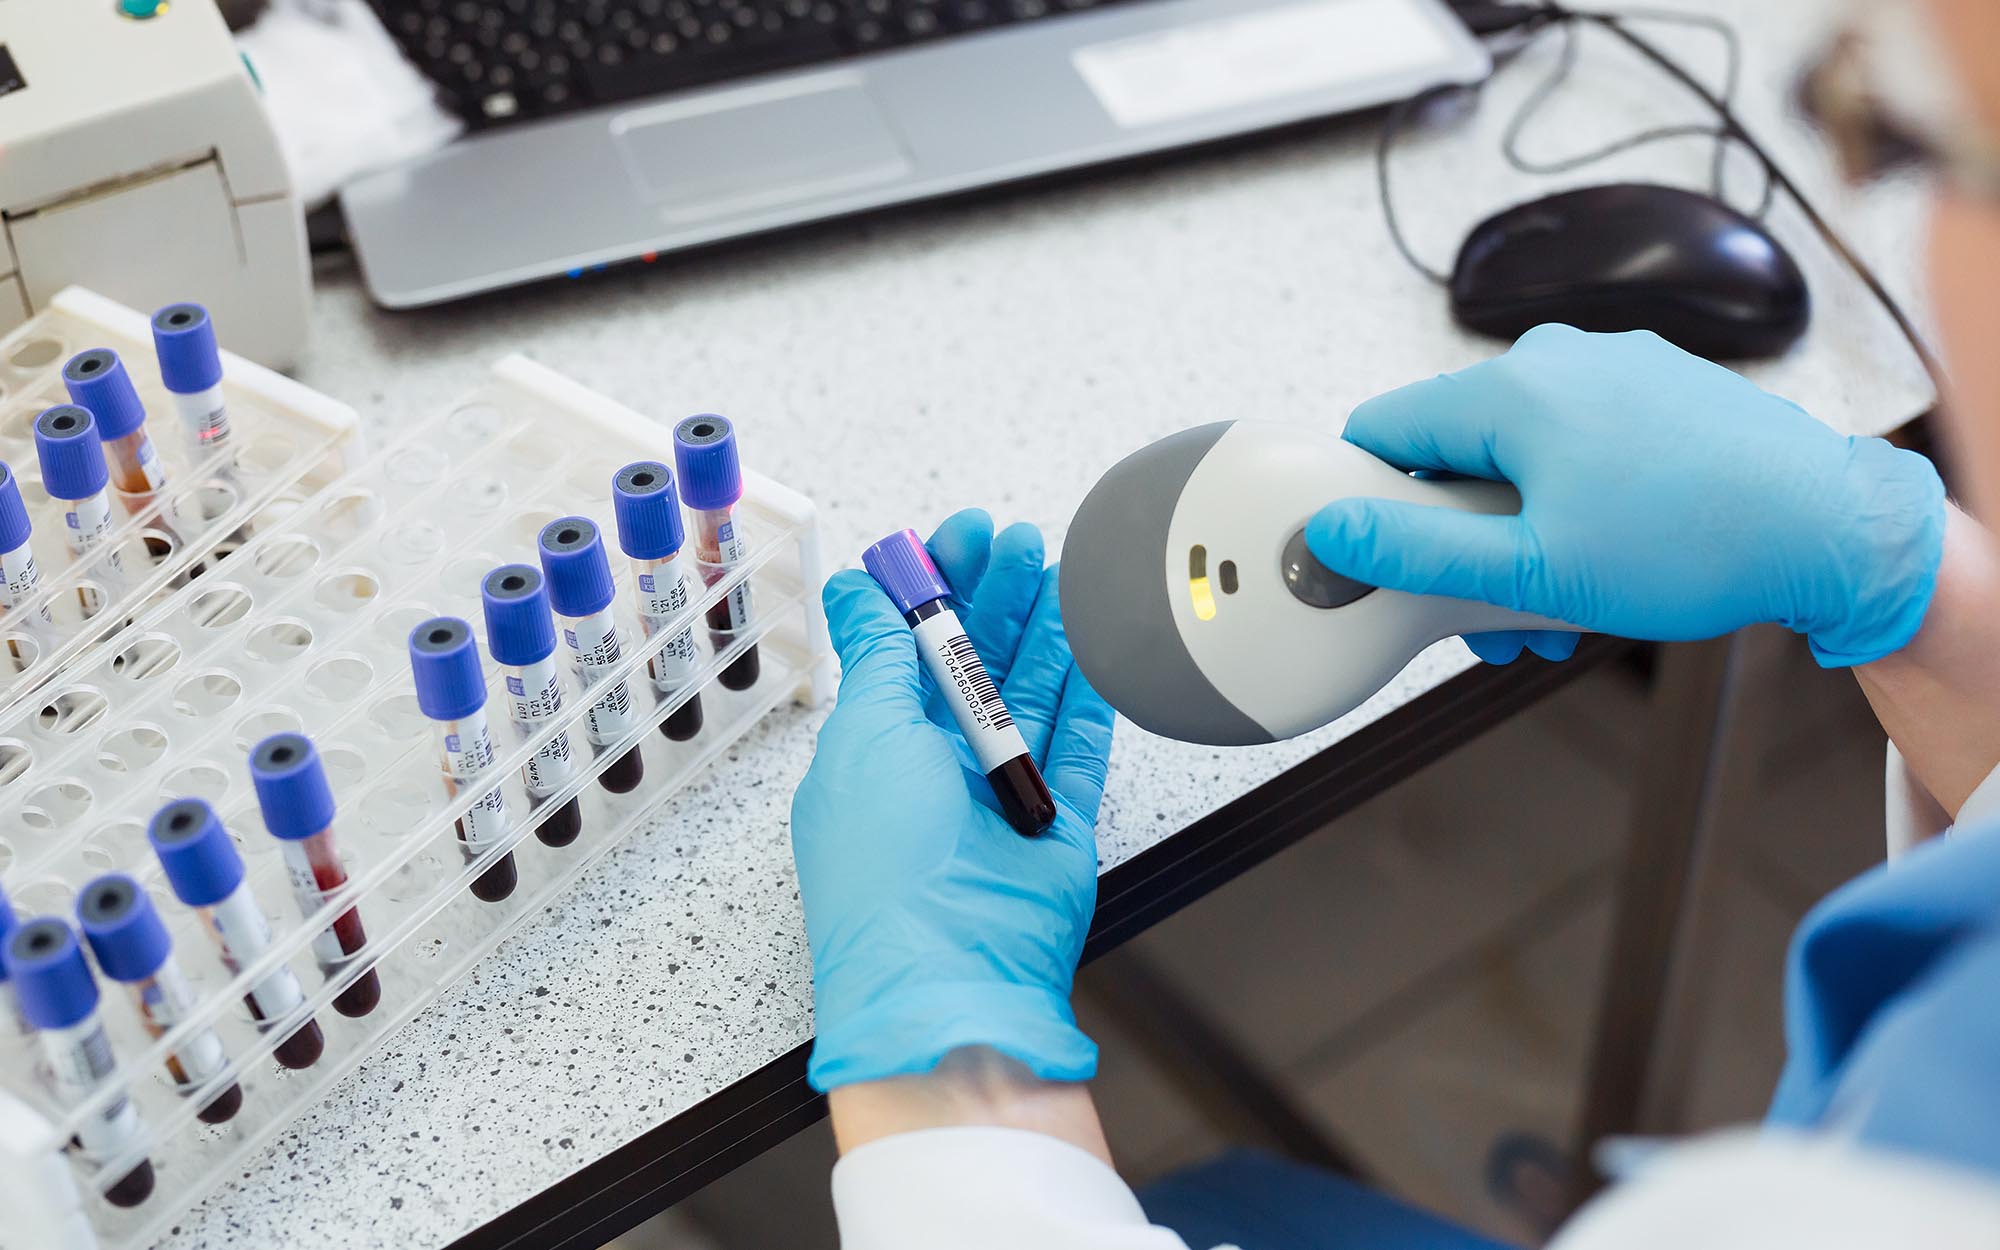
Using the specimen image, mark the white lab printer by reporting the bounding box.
[0,0,310,369]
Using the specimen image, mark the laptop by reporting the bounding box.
[341,0,1488,308]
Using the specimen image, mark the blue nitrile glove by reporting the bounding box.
[1305,325,1947,667]
[793,509,1117,1092]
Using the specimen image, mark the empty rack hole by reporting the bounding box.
[314,571,380,612]
[0,740,32,787]
[98,725,170,773]
[188,586,253,629]
[306,656,374,703]
[109,635,182,682]
[37,688,108,736]
[173,671,243,718]
[246,621,314,664]
[254,536,320,580]
[161,763,230,803]
[8,338,63,369]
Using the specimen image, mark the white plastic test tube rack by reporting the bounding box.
[0,288,363,716]
[0,355,834,1250]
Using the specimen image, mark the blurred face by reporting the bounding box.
[1924,0,2000,512]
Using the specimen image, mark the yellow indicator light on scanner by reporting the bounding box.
[1188,545,1217,621]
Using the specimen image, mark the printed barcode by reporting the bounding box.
[944,635,1014,729]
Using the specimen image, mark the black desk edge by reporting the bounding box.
[448,633,1632,1250]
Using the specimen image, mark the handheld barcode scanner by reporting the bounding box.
[1059,421,1573,746]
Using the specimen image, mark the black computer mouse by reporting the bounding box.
[1450,183,1809,360]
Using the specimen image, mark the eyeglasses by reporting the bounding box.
[1796,2,2000,199]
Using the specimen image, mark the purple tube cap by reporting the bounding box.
[34,405,108,502]
[673,415,742,511]
[537,517,614,618]
[78,874,170,983]
[250,733,336,840]
[482,564,557,666]
[151,303,223,395]
[612,461,686,560]
[409,616,487,721]
[862,529,954,616]
[7,918,99,1030]
[0,462,30,554]
[62,348,147,441]
[149,798,245,907]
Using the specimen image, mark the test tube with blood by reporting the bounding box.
[6,918,156,1208]
[0,463,42,619]
[148,799,324,1069]
[611,461,704,741]
[673,415,759,691]
[537,519,646,793]
[62,349,166,514]
[150,304,230,452]
[863,529,1057,837]
[249,734,382,1019]
[77,875,243,1125]
[409,616,517,901]
[0,881,27,1036]
[481,565,586,845]
[35,405,125,585]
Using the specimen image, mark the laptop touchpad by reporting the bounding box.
[610,74,912,224]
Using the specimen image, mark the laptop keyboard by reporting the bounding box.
[370,0,1127,128]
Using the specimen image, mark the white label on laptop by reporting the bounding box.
[1073,0,1454,129]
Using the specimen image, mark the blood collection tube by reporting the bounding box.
[863,529,1057,837]
[77,875,243,1125]
[0,463,42,615]
[538,519,646,793]
[0,881,27,1036]
[612,461,704,741]
[62,349,166,508]
[249,734,382,1019]
[673,415,759,691]
[482,566,585,846]
[148,799,324,1069]
[35,405,124,582]
[409,617,517,901]
[6,918,156,1208]
[150,303,230,451]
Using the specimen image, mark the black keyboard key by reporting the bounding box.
[369,0,1140,129]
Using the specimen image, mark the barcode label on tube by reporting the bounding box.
[913,611,1032,773]
[942,635,1013,730]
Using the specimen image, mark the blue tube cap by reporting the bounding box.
[537,517,614,617]
[482,565,557,666]
[863,529,955,616]
[77,875,170,983]
[151,303,223,395]
[34,405,108,501]
[672,415,742,511]
[249,733,336,840]
[7,917,99,1030]
[0,463,31,554]
[0,881,17,985]
[61,348,146,441]
[148,798,245,907]
[409,616,486,720]
[611,462,687,560]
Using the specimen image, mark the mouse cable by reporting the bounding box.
[1378,3,1947,396]
[1377,4,1754,285]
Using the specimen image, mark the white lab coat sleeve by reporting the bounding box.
[831,1127,1210,1250]
[1953,757,2000,831]
[1549,1131,2000,1250]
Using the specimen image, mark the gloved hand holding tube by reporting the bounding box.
[1303,325,1949,667]
[792,509,1115,1092]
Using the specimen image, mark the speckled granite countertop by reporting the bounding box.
[156,0,1932,1242]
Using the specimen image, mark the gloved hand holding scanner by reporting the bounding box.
[791,0,2000,1237]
